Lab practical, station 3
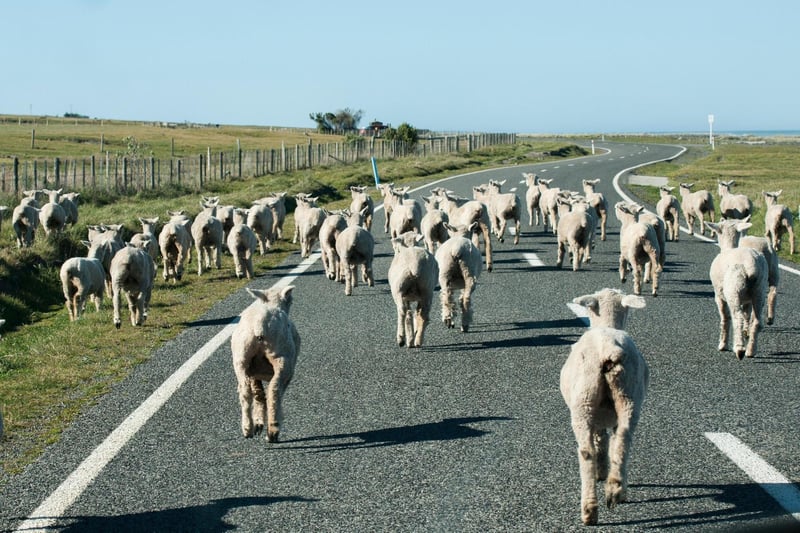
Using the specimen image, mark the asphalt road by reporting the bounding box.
[2,142,799,532]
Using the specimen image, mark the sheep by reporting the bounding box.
[556,196,597,271]
[388,232,439,348]
[59,192,80,226]
[248,200,275,255]
[717,180,753,220]
[420,196,450,253]
[521,172,543,227]
[167,210,194,262]
[318,209,348,281]
[39,188,67,237]
[60,257,105,321]
[130,217,160,261]
[377,182,400,233]
[334,207,375,295]
[85,229,125,297]
[216,203,236,243]
[581,179,609,241]
[434,222,482,332]
[110,244,156,329]
[709,243,768,360]
[656,186,681,241]
[474,179,522,244]
[431,187,494,272]
[191,199,224,275]
[158,216,192,283]
[538,178,562,234]
[708,218,779,326]
[615,202,662,296]
[12,203,39,248]
[294,195,326,258]
[226,210,259,279]
[389,196,422,238]
[20,189,45,208]
[349,185,374,231]
[266,192,287,240]
[230,285,299,442]
[679,183,715,235]
[561,288,648,526]
[635,208,667,276]
[762,190,795,255]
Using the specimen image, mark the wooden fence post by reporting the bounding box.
[13,157,19,194]
[219,151,224,180]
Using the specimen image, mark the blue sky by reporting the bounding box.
[2,0,797,133]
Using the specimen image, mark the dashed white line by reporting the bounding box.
[566,303,590,326]
[523,252,545,267]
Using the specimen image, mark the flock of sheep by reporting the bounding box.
[3,170,797,525]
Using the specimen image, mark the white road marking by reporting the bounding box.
[705,432,800,522]
[15,252,323,532]
[566,303,590,326]
[523,252,545,267]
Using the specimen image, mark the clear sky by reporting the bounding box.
[2,0,797,134]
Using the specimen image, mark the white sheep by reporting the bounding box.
[59,192,80,226]
[85,229,125,297]
[294,195,326,258]
[388,232,439,348]
[349,185,374,231]
[538,178,562,235]
[709,241,767,360]
[230,285,299,442]
[192,199,224,275]
[420,196,450,253]
[717,180,753,220]
[634,207,667,277]
[556,197,597,271]
[158,215,192,283]
[389,196,422,238]
[39,188,67,237]
[762,190,795,255]
[130,217,160,261]
[167,209,194,263]
[377,182,401,233]
[319,209,348,281]
[266,192,287,240]
[581,179,609,241]
[521,172,543,227]
[226,210,259,279]
[561,288,648,526]
[248,200,275,255]
[335,207,375,295]
[110,244,156,329]
[679,183,715,235]
[656,186,681,241]
[477,179,522,244]
[431,188,494,272]
[434,222,482,332]
[12,203,39,248]
[615,202,662,296]
[60,257,105,321]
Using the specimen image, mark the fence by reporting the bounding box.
[0,133,516,196]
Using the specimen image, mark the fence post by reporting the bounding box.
[199,154,204,187]
[54,157,61,187]
[238,148,242,177]
[219,151,224,180]
[307,139,312,169]
[177,159,182,185]
[122,157,128,191]
[13,157,19,194]
[150,157,155,189]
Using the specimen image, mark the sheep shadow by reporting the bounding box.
[50,495,315,532]
[278,416,513,453]
[607,482,796,530]
[427,333,579,351]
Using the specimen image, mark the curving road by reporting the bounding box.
[3,142,799,532]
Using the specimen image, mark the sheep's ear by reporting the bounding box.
[573,295,599,314]
[279,285,294,303]
[706,222,721,235]
[246,288,270,303]
[736,221,753,233]
[621,295,646,310]
[414,233,425,244]
[81,240,92,249]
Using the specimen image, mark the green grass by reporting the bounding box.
[0,137,573,480]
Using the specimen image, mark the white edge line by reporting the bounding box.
[705,432,800,521]
[566,303,590,326]
[16,251,323,532]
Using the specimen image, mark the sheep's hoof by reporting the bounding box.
[767,317,774,325]
[605,480,626,509]
[114,320,121,330]
[397,338,405,347]
[581,504,599,526]
[735,350,745,360]
[460,325,469,333]
[267,429,280,443]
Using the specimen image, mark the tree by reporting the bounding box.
[383,122,419,147]
[309,108,364,133]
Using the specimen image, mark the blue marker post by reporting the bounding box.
[371,157,380,186]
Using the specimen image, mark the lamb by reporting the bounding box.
[39,188,67,237]
[561,288,648,526]
[556,196,597,271]
[130,217,160,261]
[226,209,259,279]
[294,195,326,258]
[389,196,423,238]
[248,200,275,255]
[762,190,795,255]
[474,179,522,244]
[431,187,493,272]
[615,202,662,296]
[377,182,400,234]
[635,208,667,275]
[158,215,192,282]
[319,209,348,281]
[211,200,236,243]
[709,234,768,359]
[434,222,482,332]
[388,232,439,348]
[581,179,609,241]
[349,185,374,231]
[679,183,715,235]
[717,180,753,220]
[59,192,80,226]
[420,196,450,253]
[230,285,299,442]
[521,172,543,227]
[266,192,287,240]
[60,256,105,321]
[335,207,375,295]
[656,186,681,241]
[191,199,224,275]
[12,203,39,248]
[110,244,156,329]
[85,228,125,297]
[538,178,562,234]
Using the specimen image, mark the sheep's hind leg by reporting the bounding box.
[715,295,730,352]
[440,285,455,329]
[251,379,267,437]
